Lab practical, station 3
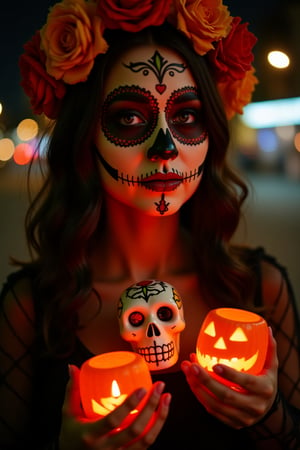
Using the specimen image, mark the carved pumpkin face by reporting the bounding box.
[79,351,152,420]
[196,308,268,376]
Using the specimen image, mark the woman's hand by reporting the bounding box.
[181,327,278,429]
[59,365,171,449]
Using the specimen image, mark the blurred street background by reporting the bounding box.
[0,0,299,304]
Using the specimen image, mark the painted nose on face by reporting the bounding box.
[147,323,161,338]
[147,128,178,161]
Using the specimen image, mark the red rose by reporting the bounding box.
[209,16,257,81]
[19,32,66,119]
[96,0,172,32]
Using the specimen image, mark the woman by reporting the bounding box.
[1,1,299,449]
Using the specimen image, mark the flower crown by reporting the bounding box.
[19,0,258,120]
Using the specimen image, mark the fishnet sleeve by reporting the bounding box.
[250,257,300,449]
[0,274,36,449]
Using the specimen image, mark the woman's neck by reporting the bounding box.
[90,194,193,282]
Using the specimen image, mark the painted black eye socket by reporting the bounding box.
[166,87,207,145]
[101,85,159,148]
[157,306,173,322]
[129,311,144,327]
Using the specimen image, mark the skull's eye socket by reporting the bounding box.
[129,311,144,327]
[157,306,173,322]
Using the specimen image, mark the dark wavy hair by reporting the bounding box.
[23,23,254,355]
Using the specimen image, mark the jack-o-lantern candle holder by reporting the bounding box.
[196,308,268,377]
[80,351,152,420]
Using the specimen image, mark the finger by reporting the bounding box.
[143,392,171,441]
[213,364,258,392]
[65,364,84,417]
[190,353,197,363]
[195,387,246,428]
[185,369,264,428]
[182,360,211,386]
[120,382,166,441]
[183,361,272,419]
[124,391,171,449]
[83,387,148,443]
[102,387,149,434]
[262,327,278,373]
[181,369,249,428]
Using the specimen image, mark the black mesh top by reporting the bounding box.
[0,247,299,449]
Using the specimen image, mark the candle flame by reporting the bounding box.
[111,380,121,398]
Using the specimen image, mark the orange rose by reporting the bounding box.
[96,0,172,32]
[19,32,66,119]
[40,0,108,85]
[217,67,258,119]
[174,0,232,55]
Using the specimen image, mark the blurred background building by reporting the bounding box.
[0,0,299,303]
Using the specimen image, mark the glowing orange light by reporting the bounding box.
[294,133,300,152]
[112,379,121,397]
[13,143,34,165]
[196,308,268,379]
[80,351,152,420]
[16,118,38,141]
[0,138,15,161]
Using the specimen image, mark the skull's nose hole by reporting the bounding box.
[147,128,178,161]
[147,323,160,337]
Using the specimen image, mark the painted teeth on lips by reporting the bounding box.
[141,173,183,192]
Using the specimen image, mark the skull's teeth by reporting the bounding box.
[138,341,175,365]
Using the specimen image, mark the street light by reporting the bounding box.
[267,50,290,69]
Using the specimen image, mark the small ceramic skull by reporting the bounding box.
[118,280,185,371]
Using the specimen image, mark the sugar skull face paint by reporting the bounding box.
[95,45,209,216]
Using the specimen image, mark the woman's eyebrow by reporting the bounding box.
[106,90,151,105]
[171,90,201,105]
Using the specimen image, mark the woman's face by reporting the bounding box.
[95,45,209,216]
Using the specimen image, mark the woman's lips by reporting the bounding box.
[141,173,183,192]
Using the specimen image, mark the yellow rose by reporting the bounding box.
[174,0,232,55]
[40,0,108,84]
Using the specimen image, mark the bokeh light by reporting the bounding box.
[13,142,34,165]
[275,125,295,141]
[267,50,290,69]
[294,133,300,153]
[257,129,279,153]
[0,138,15,161]
[16,118,39,141]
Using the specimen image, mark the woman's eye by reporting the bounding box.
[172,109,198,125]
[118,111,145,126]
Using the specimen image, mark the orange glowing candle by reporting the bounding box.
[196,308,268,377]
[80,351,152,420]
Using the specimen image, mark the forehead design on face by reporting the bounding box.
[124,50,187,95]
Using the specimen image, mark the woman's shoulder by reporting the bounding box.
[241,246,295,311]
[240,245,287,278]
[0,266,36,322]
